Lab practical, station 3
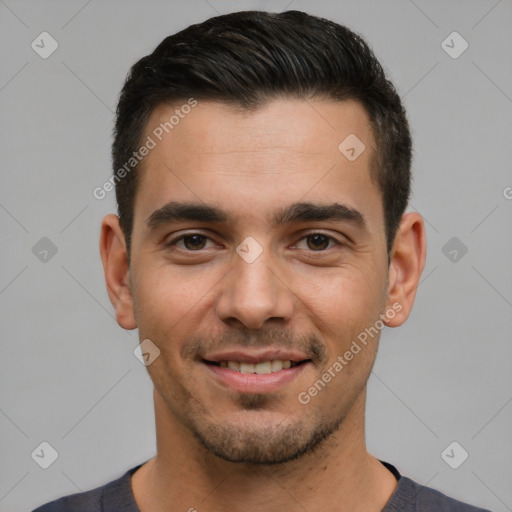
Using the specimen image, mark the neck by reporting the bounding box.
[132,388,397,512]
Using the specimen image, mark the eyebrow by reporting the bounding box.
[146,201,366,230]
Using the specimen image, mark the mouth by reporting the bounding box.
[203,359,309,374]
[200,351,313,393]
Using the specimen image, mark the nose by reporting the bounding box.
[215,248,295,330]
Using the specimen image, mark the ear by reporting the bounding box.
[99,214,137,330]
[384,212,426,327]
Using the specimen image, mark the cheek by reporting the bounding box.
[130,264,226,373]
[133,263,216,324]
[291,265,387,381]
[130,269,180,354]
[294,264,386,327]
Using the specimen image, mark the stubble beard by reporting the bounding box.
[150,329,351,465]
[169,389,346,465]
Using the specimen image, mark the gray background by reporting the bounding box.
[1,0,511,510]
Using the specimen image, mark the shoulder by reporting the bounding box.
[387,474,493,511]
[31,485,103,512]
[31,464,143,512]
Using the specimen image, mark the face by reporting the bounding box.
[104,98,417,465]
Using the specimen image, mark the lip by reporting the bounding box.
[202,348,311,364]
[203,360,312,393]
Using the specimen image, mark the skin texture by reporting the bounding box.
[100,98,426,512]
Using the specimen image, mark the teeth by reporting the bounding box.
[255,361,272,374]
[227,361,239,371]
[240,362,255,373]
[220,360,294,373]
[271,360,283,372]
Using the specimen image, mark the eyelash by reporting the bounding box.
[164,232,342,252]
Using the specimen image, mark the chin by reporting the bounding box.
[189,410,343,465]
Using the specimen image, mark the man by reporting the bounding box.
[33,10,490,512]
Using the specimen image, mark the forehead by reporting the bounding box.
[134,97,381,232]
[144,97,374,159]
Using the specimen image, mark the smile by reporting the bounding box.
[204,359,306,374]
[202,356,312,393]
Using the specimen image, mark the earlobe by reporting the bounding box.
[99,214,137,330]
[384,212,426,327]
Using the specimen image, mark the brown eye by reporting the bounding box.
[165,233,216,251]
[294,233,340,252]
[181,234,208,250]
[306,234,332,251]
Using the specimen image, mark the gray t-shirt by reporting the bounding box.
[32,461,492,511]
